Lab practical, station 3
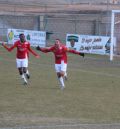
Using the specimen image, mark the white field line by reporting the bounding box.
[1,57,120,79]
[1,123,120,129]
[70,67,120,78]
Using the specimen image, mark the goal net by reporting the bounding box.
[110,10,120,60]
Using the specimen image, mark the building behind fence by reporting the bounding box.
[0,0,120,54]
[0,13,111,41]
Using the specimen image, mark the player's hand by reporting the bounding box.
[80,53,85,58]
[36,46,41,50]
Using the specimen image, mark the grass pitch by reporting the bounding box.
[0,47,120,128]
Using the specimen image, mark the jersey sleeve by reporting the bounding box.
[3,42,17,52]
[40,46,54,53]
[27,43,38,56]
[67,49,80,55]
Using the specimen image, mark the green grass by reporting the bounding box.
[0,47,120,127]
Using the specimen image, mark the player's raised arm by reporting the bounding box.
[2,42,17,52]
[67,48,85,58]
[36,46,53,53]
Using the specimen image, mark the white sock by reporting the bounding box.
[59,77,65,87]
[26,70,29,75]
[21,74,27,82]
[64,72,67,77]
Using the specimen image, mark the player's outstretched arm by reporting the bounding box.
[36,46,52,53]
[2,42,15,52]
[67,49,85,58]
[2,42,9,51]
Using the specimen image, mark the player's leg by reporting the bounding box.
[18,67,23,76]
[64,72,67,80]
[59,62,67,89]
[22,58,30,80]
[61,61,67,79]
[18,67,27,84]
[26,69,30,79]
[23,67,30,79]
[55,63,66,90]
[55,64,64,89]
[57,72,65,87]
[16,59,27,84]
[59,71,65,90]
[63,65,67,81]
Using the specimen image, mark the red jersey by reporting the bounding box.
[5,40,38,59]
[40,43,81,64]
[41,45,68,64]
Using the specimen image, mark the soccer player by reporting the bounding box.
[2,33,39,85]
[36,39,84,90]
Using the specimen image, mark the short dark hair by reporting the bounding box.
[55,39,60,41]
[19,33,24,38]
